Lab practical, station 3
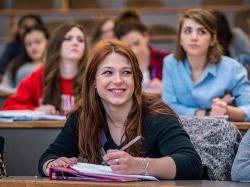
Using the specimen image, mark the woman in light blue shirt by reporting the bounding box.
[162,9,250,121]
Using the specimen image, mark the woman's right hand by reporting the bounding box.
[210,98,228,116]
[35,104,59,115]
[45,157,77,176]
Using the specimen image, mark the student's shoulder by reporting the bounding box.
[219,56,244,70]
[163,53,180,66]
[24,65,44,79]
[150,47,169,58]
[144,113,181,131]
[18,65,44,86]
[64,111,79,130]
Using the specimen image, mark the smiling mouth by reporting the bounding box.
[71,49,79,52]
[189,44,199,48]
[108,89,126,93]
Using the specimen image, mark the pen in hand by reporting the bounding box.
[101,136,142,165]
[100,147,107,165]
[120,136,142,151]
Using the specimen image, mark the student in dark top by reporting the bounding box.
[114,10,168,94]
[91,17,115,46]
[38,40,202,179]
[0,14,45,78]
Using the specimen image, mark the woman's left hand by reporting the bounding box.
[103,149,144,175]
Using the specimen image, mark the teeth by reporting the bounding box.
[110,89,124,93]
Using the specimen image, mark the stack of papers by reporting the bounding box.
[0,110,66,122]
[49,162,158,182]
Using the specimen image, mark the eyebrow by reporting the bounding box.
[100,66,132,70]
[65,34,84,37]
[183,25,206,30]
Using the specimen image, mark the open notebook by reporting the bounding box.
[0,110,66,121]
[49,162,158,182]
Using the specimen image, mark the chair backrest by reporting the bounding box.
[148,24,177,36]
[68,0,100,9]
[10,0,53,9]
[202,0,242,6]
[125,0,164,8]
[46,19,95,36]
[181,116,242,180]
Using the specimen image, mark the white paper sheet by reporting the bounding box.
[71,162,158,181]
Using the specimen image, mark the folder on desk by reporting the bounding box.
[49,162,158,182]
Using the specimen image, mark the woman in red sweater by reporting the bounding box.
[2,22,88,115]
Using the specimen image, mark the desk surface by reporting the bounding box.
[0,177,249,187]
[233,122,250,130]
[0,121,249,131]
[0,120,64,128]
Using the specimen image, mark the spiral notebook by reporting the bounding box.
[49,162,158,182]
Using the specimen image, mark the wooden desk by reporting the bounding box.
[0,120,63,128]
[0,120,249,176]
[0,177,249,187]
[233,122,250,131]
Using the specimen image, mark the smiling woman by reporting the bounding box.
[38,39,203,180]
[95,52,135,111]
[162,8,250,122]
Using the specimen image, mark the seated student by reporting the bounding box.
[114,10,168,94]
[0,14,46,79]
[0,25,49,92]
[91,17,115,46]
[212,10,250,67]
[38,40,202,179]
[2,22,88,115]
[162,8,250,122]
[231,129,250,182]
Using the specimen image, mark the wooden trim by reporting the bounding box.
[0,121,64,128]
[0,177,186,187]
[61,0,69,9]
[0,5,249,16]
[0,120,249,130]
[151,35,177,42]
[233,122,250,130]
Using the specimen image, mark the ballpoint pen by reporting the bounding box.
[101,136,142,165]
[120,136,142,151]
[100,147,107,165]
